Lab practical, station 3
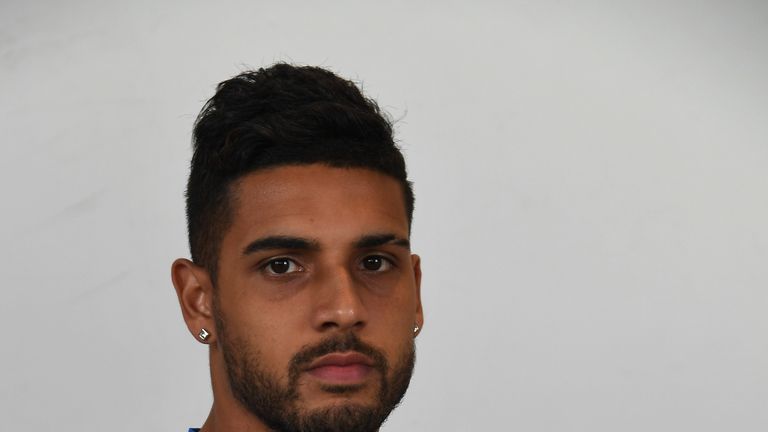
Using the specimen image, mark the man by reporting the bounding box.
[171,63,424,432]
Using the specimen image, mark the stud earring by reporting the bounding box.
[198,328,210,342]
[414,324,420,334]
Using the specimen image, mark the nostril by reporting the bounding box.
[318,319,365,332]
[320,321,339,330]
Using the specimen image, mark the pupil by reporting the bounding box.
[364,256,382,271]
[270,259,290,273]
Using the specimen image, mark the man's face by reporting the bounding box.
[212,164,423,431]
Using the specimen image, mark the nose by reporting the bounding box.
[311,265,368,332]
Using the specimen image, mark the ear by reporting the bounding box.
[171,258,216,344]
[411,254,424,336]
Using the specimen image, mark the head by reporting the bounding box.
[172,64,423,432]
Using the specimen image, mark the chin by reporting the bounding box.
[297,402,389,432]
[302,387,376,410]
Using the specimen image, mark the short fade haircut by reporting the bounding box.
[186,63,414,279]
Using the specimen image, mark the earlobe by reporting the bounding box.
[171,258,216,344]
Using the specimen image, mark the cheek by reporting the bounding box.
[223,302,300,372]
[368,283,418,325]
[366,294,417,351]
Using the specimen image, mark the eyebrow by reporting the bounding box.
[354,233,411,250]
[242,235,320,256]
[241,233,411,257]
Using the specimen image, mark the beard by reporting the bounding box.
[214,308,415,432]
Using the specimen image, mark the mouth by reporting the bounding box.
[305,352,376,384]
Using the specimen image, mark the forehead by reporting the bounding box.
[224,164,409,246]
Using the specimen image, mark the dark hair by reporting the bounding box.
[186,63,414,278]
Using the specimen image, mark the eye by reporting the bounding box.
[263,258,303,275]
[360,255,393,272]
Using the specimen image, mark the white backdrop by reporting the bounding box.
[1,1,767,431]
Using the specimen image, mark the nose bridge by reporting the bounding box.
[313,261,367,331]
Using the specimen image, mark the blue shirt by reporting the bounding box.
[188,429,200,432]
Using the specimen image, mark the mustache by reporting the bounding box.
[288,332,389,378]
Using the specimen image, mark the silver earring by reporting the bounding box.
[198,328,210,342]
[414,324,420,333]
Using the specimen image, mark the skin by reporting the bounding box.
[172,164,423,432]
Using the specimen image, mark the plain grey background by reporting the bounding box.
[1,0,767,430]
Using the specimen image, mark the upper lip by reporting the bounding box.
[307,352,375,370]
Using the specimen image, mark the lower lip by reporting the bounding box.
[307,364,373,383]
